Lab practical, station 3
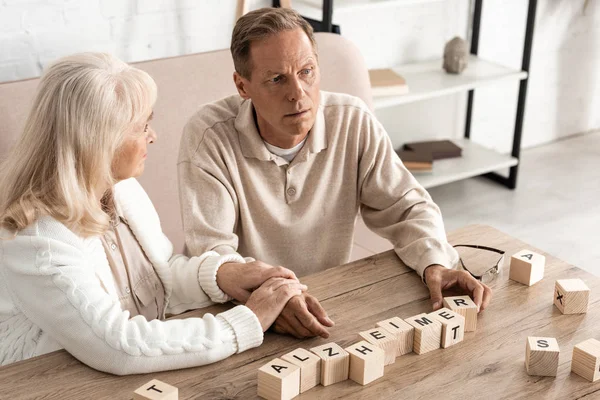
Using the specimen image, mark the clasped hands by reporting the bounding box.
[216,260,334,337]
[216,261,492,339]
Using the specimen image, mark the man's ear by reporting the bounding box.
[233,72,251,100]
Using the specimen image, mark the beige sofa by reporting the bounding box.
[0,32,373,253]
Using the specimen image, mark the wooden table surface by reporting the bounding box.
[1,224,599,400]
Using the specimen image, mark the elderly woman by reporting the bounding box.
[0,53,306,375]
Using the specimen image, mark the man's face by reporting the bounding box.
[234,28,320,146]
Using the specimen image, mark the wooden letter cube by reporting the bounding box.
[358,326,397,365]
[345,340,385,385]
[509,249,545,286]
[405,313,442,355]
[554,279,590,314]
[443,295,478,332]
[257,358,300,400]
[429,308,465,348]
[376,317,414,356]
[572,338,600,382]
[281,348,321,393]
[309,342,349,386]
[525,337,559,377]
[133,379,178,400]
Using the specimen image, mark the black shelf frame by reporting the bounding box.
[273,0,537,190]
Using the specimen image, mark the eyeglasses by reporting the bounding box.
[453,244,505,284]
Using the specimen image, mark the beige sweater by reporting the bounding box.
[178,91,458,278]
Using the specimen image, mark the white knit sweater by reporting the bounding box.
[0,178,263,375]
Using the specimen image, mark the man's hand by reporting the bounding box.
[217,260,298,303]
[272,293,334,339]
[424,264,492,312]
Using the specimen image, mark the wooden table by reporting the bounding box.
[2,224,599,399]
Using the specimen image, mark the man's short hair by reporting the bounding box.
[231,7,317,79]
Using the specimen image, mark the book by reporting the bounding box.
[396,149,433,172]
[368,68,409,97]
[403,140,462,160]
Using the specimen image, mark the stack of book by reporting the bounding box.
[368,68,409,97]
[396,140,462,173]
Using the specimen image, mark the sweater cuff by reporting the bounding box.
[198,253,246,303]
[408,249,458,282]
[218,305,264,353]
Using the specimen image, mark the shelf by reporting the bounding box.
[373,56,528,110]
[291,0,443,22]
[410,139,518,189]
[295,0,443,13]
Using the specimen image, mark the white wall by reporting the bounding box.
[1,0,599,149]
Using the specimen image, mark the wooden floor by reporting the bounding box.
[352,130,600,277]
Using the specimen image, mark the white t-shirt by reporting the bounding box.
[263,138,307,163]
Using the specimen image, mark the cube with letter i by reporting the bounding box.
[309,343,349,386]
[405,313,442,355]
[133,379,178,400]
[376,317,414,356]
[359,326,397,365]
[554,278,590,314]
[525,337,559,377]
[572,338,600,382]
[509,249,545,286]
[257,358,300,400]
[443,295,478,332]
[429,308,465,348]
[344,340,385,385]
[281,348,320,393]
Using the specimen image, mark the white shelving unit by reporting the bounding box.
[372,55,527,189]
[373,56,528,110]
[278,0,536,190]
[410,139,519,189]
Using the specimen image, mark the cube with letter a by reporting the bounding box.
[257,358,300,400]
[281,348,320,393]
[509,249,545,286]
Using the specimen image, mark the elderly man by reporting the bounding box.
[178,7,492,339]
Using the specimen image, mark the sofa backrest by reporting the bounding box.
[0,32,372,253]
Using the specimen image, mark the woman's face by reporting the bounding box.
[112,111,156,181]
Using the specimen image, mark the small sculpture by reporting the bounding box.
[443,37,469,74]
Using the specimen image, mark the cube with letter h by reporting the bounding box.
[554,279,590,314]
[133,379,178,400]
[509,249,545,286]
[257,358,300,400]
[359,326,397,365]
[345,340,385,385]
[572,338,600,382]
[525,337,559,377]
[309,342,349,386]
[443,295,478,332]
[281,348,321,393]
[405,313,442,355]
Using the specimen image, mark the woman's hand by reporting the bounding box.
[245,277,308,331]
[217,260,298,302]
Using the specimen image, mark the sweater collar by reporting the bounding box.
[234,94,327,164]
